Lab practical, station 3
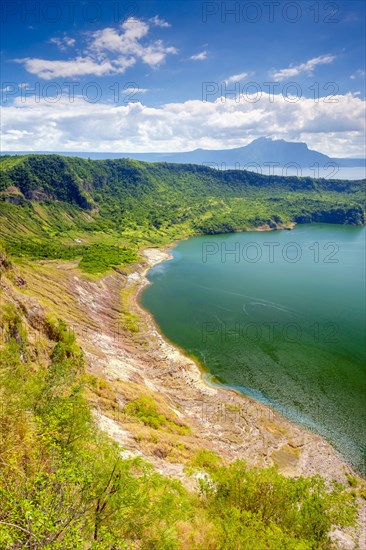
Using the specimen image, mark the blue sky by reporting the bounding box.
[1,0,365,155]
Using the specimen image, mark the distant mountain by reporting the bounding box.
[2,137,365,167]
[123,137,335,166]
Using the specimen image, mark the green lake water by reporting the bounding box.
[140,224,366,475]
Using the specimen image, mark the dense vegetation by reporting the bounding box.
[0,157,365,546]
[0,154,365,273]
[0,250,359,547]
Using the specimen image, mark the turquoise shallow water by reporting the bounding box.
[141,224,366,475]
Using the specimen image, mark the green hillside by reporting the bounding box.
[1,154,365,273]
[1,159,365,546]
[0,249,360,548]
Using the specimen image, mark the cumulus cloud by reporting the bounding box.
[225,72,248,84]
[149,16,171,27]
[15,18,177,79]
[49,35,76,51]
[1,92,365,156]
[189,51,208,61]
[271,55,336,81]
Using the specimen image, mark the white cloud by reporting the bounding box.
[1,91,365,156]
[1,83,28,98]
[271,55,336,81]
[50,35,76,51]
[225,72,248,84]
[16,18,177,80]
[189,51,208,61]
[350,69,366,80]
[123,86,148,94]
[149,16,171,27]
[16,57,118,79]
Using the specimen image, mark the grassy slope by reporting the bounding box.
[0,249,363,548]
[1,158,365,545]
[0,154,365,273]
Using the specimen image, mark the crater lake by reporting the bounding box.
[140,224,366,475]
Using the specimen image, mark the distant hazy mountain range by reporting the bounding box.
[2,137,365,168]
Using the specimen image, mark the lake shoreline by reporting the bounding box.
[15,224,364,546]
[134,222,297,397]
[131,235,363,478]
[135,224,365,478]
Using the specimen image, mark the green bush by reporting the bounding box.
[190,457,357,548]
[124,396,168,429]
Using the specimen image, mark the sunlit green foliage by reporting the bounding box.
[0,297,193,548]
[78,244,137,274]
[189,457,357,549]
[125,396,171,429]
[124,396,190,434]
[0,156,363,546]
[0,264,358,548]
[0,155,364,273]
